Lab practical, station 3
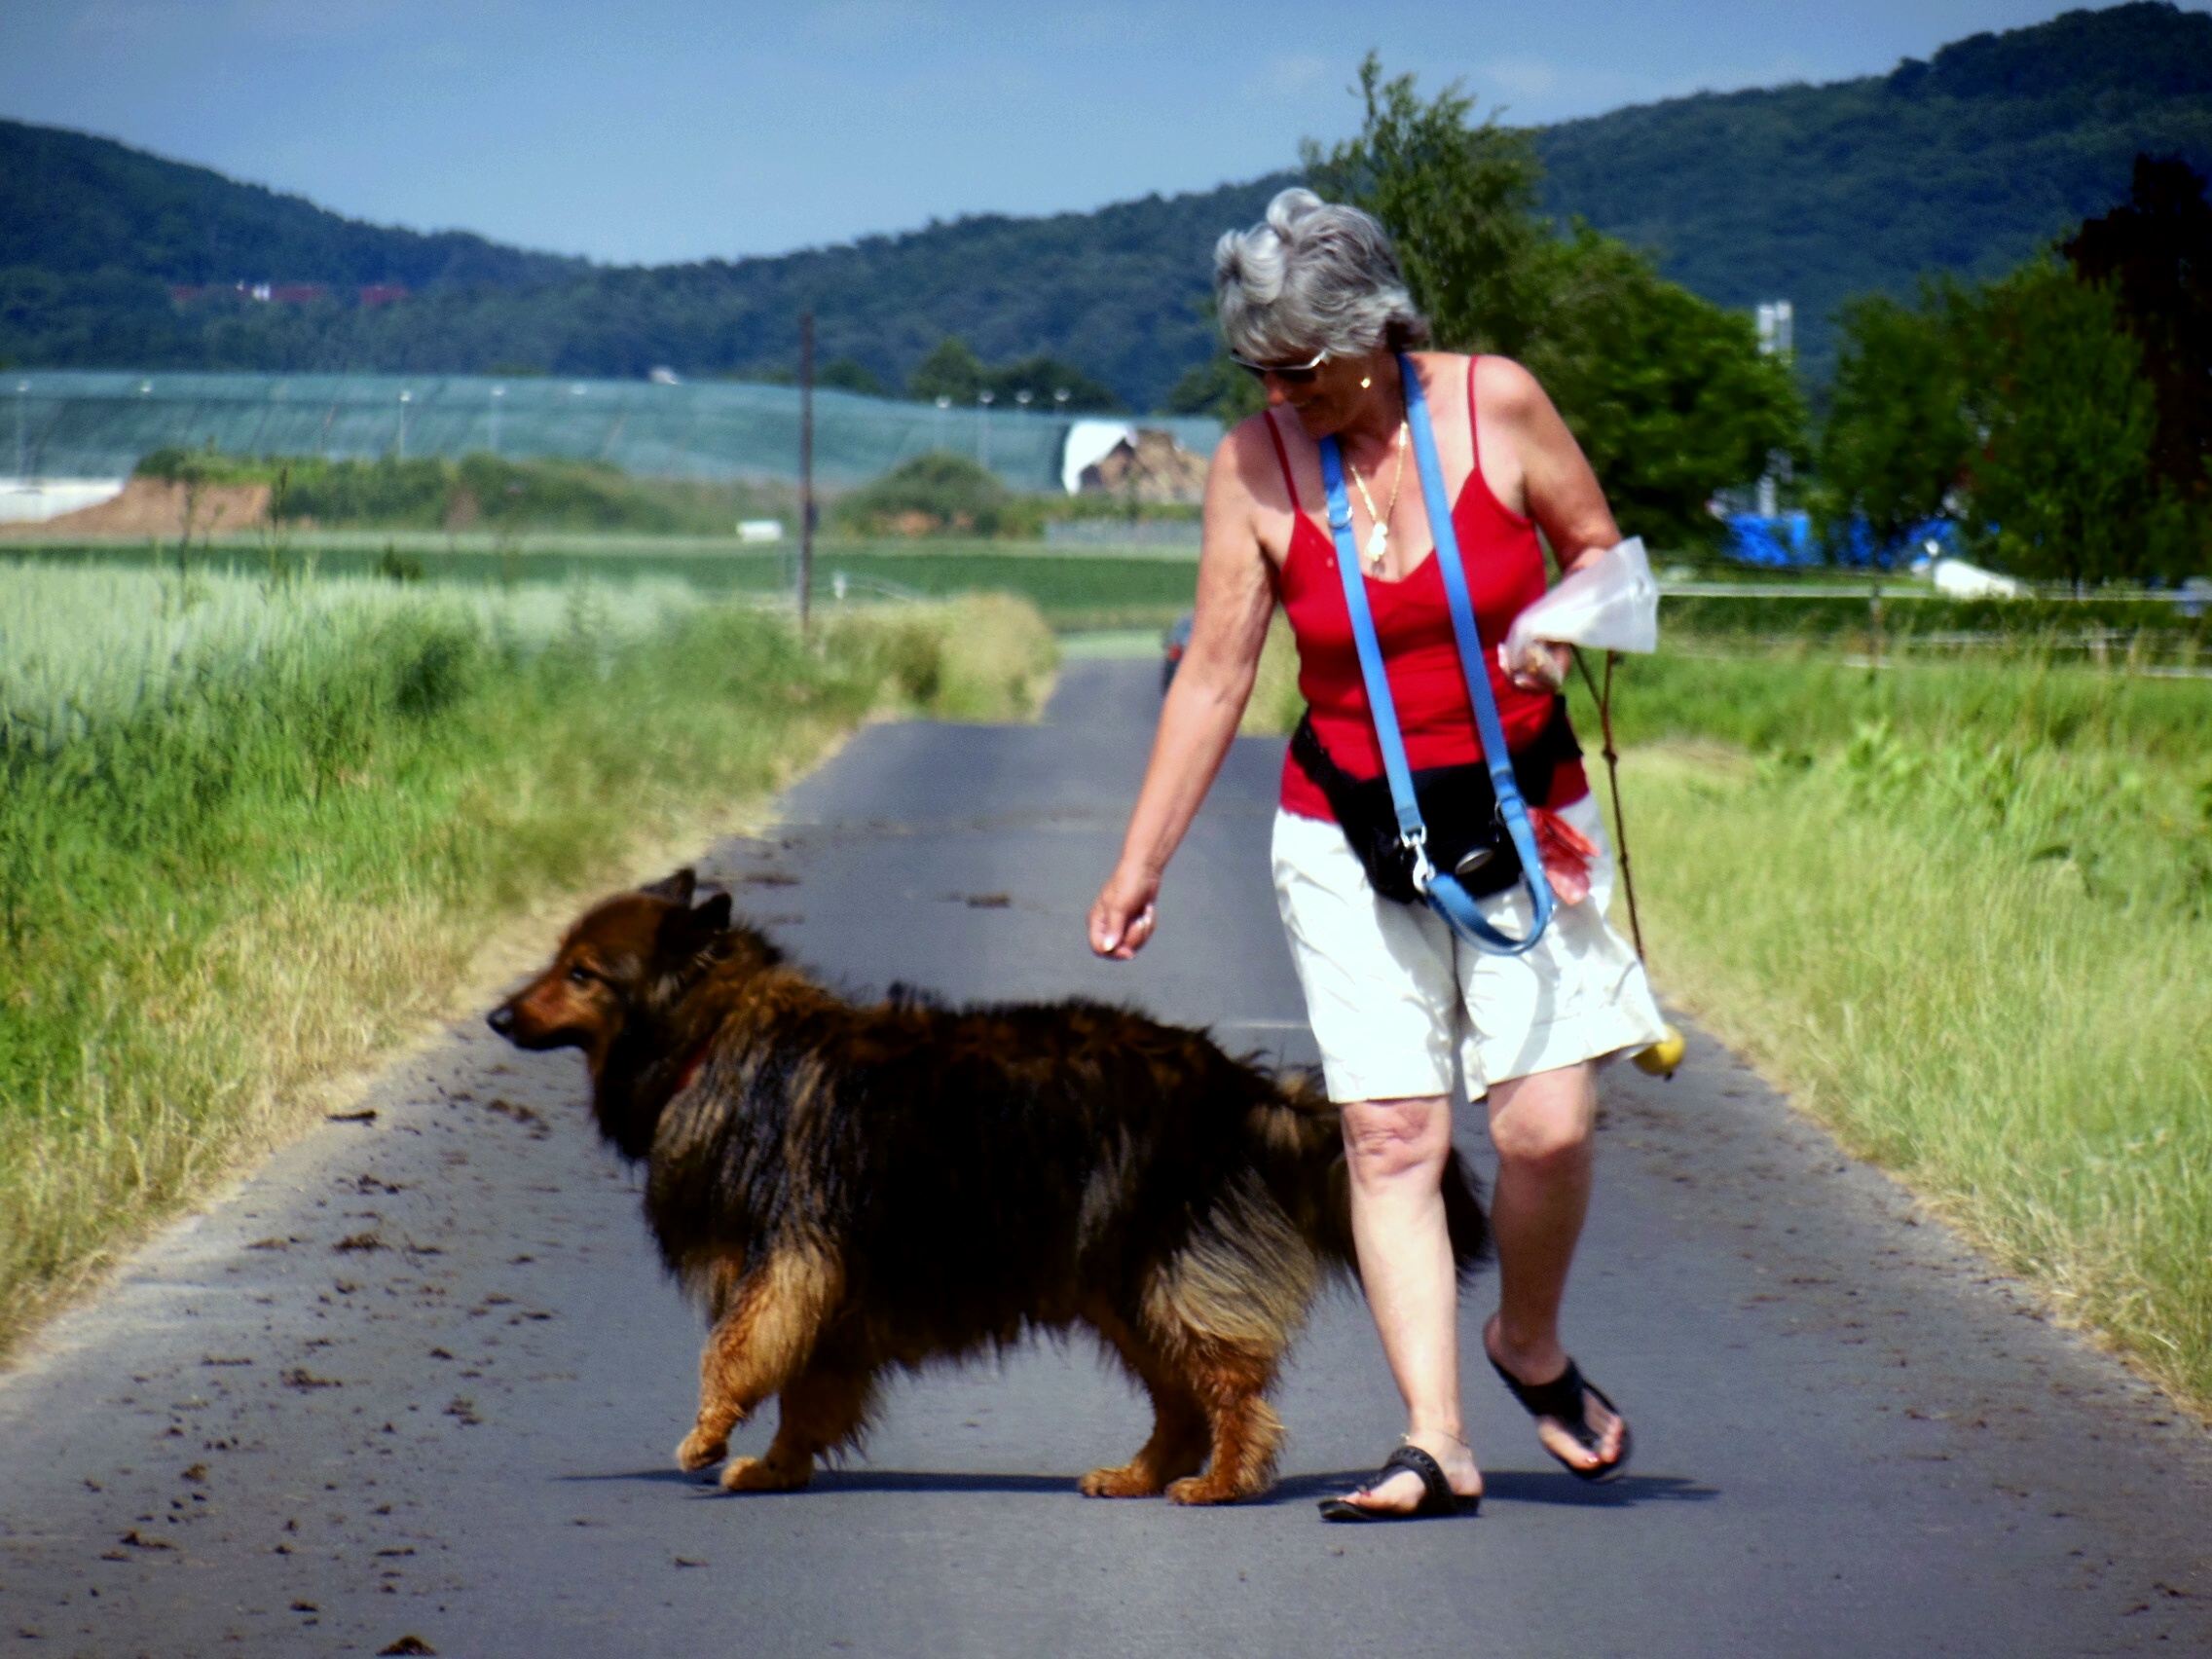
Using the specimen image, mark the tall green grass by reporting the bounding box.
[4,541,1202,632]
[1621,736,2211,1404]
[0,566,1054,1353]
[1585,648,2212,923]
[1599,650,2211,1406]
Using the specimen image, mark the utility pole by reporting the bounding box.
[1753,300,1794,524]
[798,311,816,631]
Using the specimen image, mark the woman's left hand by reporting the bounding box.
[1507,640,1572,694]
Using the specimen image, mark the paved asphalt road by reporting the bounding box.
[4,657,2211,1658]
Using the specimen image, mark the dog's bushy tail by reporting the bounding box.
[1247,1069,1492,1281]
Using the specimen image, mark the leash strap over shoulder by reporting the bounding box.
[1314,354,1553,956]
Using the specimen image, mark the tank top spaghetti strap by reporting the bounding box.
[1270,355,1588,823]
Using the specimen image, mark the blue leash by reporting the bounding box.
[1316,353,1554,956]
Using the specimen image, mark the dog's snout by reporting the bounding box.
[487,1004,517,1039]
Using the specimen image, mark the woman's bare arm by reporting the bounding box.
[1480,355,1620,576]
[1479,356,1624,688]
[1088,430,1279,958]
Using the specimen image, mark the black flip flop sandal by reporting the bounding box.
[1487,1346,1634,1483]
[1317,1443,1478,1522]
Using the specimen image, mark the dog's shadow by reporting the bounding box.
[560,1464,1717,1506]
[558,1466,1076,1497]
[560,1466,712,1487]
[810,1468,1079,1495]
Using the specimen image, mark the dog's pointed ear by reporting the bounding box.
[641,868,696,905]
[656,887,732,956]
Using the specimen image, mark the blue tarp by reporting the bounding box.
[1722,510,1815,567]
[1722,511,1960,570]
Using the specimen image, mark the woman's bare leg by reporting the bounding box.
[1335,1094,1483,1513]
[1483,1061,1624,1470]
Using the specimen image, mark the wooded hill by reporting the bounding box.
[1537,2,2212,374]
[3,2,2206,403]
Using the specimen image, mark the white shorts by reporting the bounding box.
[1271,793,1668,1103]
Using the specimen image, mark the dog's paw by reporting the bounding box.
[1165,1472,1254,1506]
[1079,1463,1165,1499]
[675,1428,728,1473]
[719,1455,810,1493]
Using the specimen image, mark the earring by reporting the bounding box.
[1359,375,1373,389]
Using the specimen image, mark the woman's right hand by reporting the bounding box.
[1088,863,1161,959]
[1088,418,1280,963]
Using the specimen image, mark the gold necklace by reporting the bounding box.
[1347,419,1409,571]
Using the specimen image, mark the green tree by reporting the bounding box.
[817,356,887,396]
[906,338,986,403]
[2064,154,2212,508]
[984,354,1122,412]
[1304,55,1550,358]
[903,338,1121,412]
[1164,350,1265,422]
[1957,261,2173,586]
[833,451,1021,535]
[1163,295,1264,421]
[1526,227,1805,550]
[1311,58,1803,548]
[276,455,452,527]
[1814,286,1974,555]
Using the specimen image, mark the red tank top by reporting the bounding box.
[1272,356,1589,823]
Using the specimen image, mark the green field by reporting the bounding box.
[1,537,1203,632]
[0,564,1054,1355]
[23,534,2212,653]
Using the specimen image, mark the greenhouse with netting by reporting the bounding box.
[2,371,1222,496]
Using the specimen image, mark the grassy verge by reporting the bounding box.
[1578,647,2211,1400]
[1246,633,2212,1407]
[0,566,1054,1357]
[1658,591,2209,661]
[1620,739,2210,1403]
[2,540,1201,634]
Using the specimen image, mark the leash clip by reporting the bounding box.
[1400,824,1437,892]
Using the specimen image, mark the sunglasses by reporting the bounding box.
[1229,348,1329,384]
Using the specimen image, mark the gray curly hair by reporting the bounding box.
[1213,187,1429,364]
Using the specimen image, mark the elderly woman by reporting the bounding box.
[1088,189,1666,1520]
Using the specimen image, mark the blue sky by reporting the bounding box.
[1,0,2191,265]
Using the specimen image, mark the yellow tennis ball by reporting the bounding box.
[1634,1024,1685,1078]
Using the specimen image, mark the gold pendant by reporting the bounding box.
[1364,525,1388,570]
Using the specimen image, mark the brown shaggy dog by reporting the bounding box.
[489,869,1489,1503]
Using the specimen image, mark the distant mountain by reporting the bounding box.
[293,174,1298,407]
[1536,2,2212,373]
[3,2,2208,403]
[0,116,1286,407]
[1,120,582,290]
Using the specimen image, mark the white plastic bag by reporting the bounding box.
[1499,536,1659,673]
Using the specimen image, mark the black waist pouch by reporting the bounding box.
[1290,696,1581,905]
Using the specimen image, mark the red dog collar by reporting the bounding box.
[676,1038,717,1093]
